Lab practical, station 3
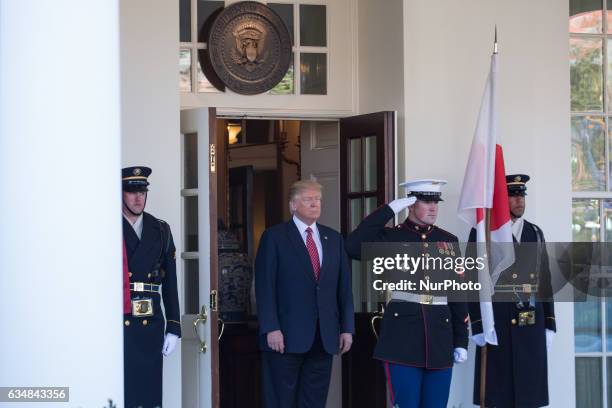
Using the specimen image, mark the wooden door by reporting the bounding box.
[340,111,395,408]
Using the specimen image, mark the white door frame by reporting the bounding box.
[180,108,213,408]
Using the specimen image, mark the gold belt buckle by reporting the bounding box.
[132,298,154,317]
[518,310,535,326]
[133,282,144,292]
[422,295,433,305]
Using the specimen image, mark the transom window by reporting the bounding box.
[179,0,328,95]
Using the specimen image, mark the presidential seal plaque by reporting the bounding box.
[206,1,292,95]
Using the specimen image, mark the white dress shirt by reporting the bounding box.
[124,213,144,240]
[293,215,323,266]
[511,217,525,243]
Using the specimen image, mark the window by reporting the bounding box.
[346,134,380,310]
[179,0,224,93]
[179,0,328,95]
[182,132,200,314]
[571,1,612,406]
[340,112,395,312]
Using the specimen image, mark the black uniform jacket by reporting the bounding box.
[123,212,181,408]
[123,212,181,336]
[346,204,469,369]
[468,219,556,408]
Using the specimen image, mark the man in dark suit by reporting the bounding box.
[122,166,181,408]
[255,180,355,408]
[469,174,556,408]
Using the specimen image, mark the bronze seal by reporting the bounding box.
[203,1,292,95]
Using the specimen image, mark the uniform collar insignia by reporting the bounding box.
[402,218,435,233]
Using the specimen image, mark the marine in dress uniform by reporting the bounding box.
[122,166,181,408]
[346,180,469,408]
[468,174,556,408]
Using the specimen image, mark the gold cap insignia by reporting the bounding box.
[514,176,521,182]
[133,168,142,176]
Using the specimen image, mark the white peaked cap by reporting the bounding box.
[399,179,447,193]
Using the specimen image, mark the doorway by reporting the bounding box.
[214,118,343,408]
[179,109,395,408]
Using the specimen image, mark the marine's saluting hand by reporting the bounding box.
[388,197,417,214]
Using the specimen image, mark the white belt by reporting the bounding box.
[130,282,161,293]
[390,291,447,305]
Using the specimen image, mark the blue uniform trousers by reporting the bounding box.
[384,362,452,408]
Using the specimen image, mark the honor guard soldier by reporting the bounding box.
[468,174,556,408]
[346,179,469,408]
[122,166,181,408]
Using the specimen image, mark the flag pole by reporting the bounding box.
[481,27,497,408]
[480,209,492,408]
[480,345,488,408]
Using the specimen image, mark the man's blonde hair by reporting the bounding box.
[288,180,323,212]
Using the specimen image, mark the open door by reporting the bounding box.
[180,107,220,408]
[300,120,343,407]
[340,111,395,408]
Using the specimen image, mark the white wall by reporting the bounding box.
[0,1,124,406]
[402,0,572,406]
[120,1,183,407]
[357,0,405,195]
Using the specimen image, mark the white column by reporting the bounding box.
[0,1,123,406]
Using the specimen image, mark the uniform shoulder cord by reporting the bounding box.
[157,219,171,279]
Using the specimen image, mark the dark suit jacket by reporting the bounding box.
[255,220,355,355]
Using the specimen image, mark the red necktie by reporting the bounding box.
[305,227,321,280]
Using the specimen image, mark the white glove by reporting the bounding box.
[453,347,468,363]
[545,329,555,352]
[388,197,417,214]
[471,327,499,347]
[162,333,179,356]
[470,333,486,347]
